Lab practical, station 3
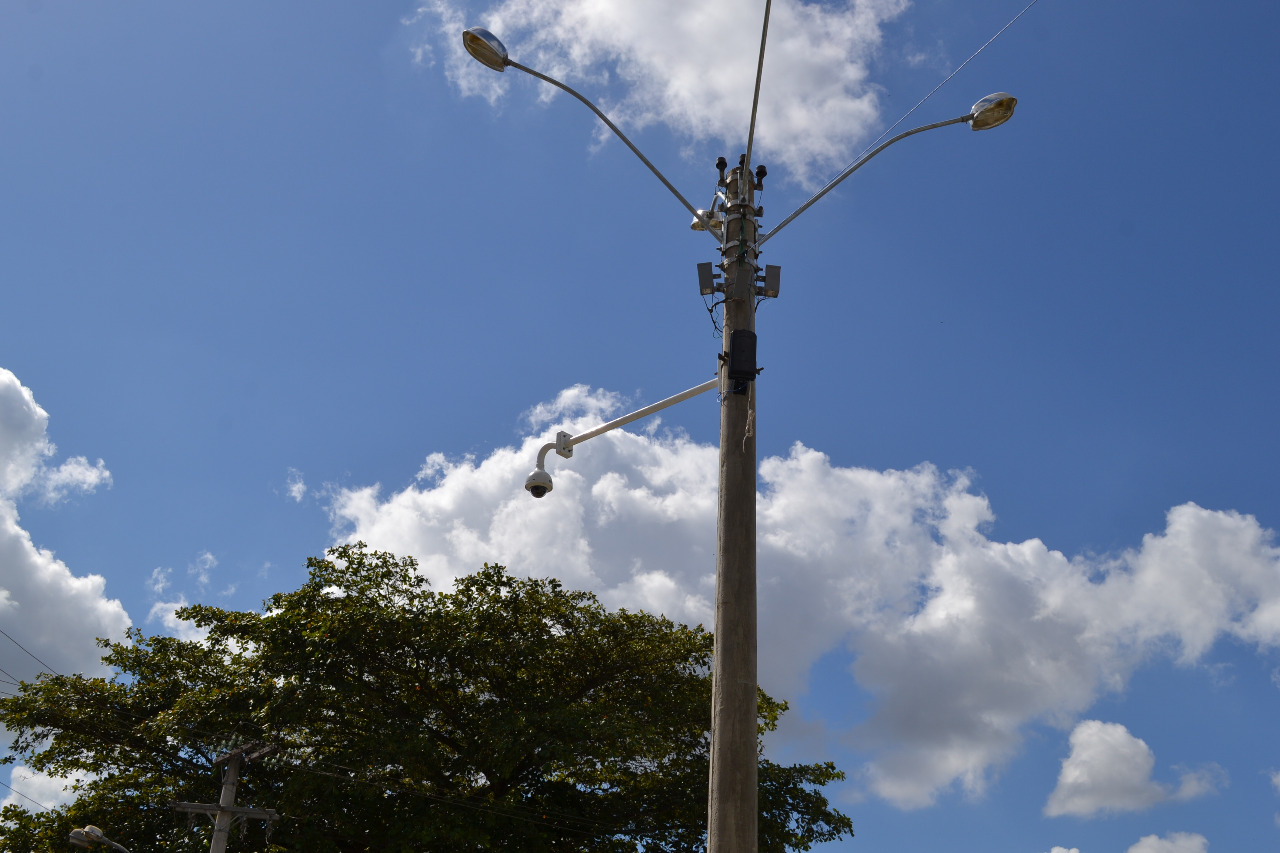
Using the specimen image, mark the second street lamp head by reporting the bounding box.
[969,92,1017,130]
[462,27,509,72]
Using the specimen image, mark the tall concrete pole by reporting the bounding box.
[708,162,759,853]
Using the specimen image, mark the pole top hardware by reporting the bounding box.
[213,742,277,766]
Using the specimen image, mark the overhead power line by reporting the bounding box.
[839,0,1045,175]
[0,776,54,813]
[0,627,60,677]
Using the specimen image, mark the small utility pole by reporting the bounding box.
[173,745,279,853]
[708,158,761,853]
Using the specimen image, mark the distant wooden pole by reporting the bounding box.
[172,745,278,853]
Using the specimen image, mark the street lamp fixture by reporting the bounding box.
[68,826,131,853]
[969,92,1017,130]
[461,27,509,72]
[461,17,1015,853]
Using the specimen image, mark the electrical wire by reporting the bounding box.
[703,295,725,336]
[0,776,54,813]
[0,628,60,677]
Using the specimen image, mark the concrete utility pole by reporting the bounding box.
[173,745,279,853]
[461,18,1017,853]
[708,161,760,853]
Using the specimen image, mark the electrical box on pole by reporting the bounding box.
[727,329,758,392]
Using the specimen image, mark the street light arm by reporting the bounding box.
[505,60,722,240]
[757,113,971,247]
[534,377,718,471]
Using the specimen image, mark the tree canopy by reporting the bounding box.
[0,544,852,852]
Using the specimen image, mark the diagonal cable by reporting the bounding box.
[0,777,54,812]
[846,0,1043,170]
[0,627,60,676]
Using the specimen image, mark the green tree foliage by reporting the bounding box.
[0,544,852,852]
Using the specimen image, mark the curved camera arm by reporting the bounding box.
[533,377,718,473]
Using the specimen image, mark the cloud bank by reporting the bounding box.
[0,368,129,686]
[1126,833,1209,853]
[1045,720,1223,817]
[416,0,912,185]
[1039,832,1211,853]
[328,385,1280,809]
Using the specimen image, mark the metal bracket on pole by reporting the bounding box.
[555,430,573,459]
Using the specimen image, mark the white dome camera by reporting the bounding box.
[524,468,553,499]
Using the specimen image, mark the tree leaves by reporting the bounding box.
[0,544,851,852]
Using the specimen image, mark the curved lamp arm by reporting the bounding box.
[758,114,968,247]
[462,28,722,241]
[758,92,1016,247]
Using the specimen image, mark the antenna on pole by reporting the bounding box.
[741,0,773,198]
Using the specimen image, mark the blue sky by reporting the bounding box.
[3,1,1280,851]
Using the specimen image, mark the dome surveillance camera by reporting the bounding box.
[524,468,553,498]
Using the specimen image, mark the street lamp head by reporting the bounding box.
[968,92,1017,130]
[462,27,509,72]
[525,467,553,499]
[83,826,106,842]
[69,829,94,849]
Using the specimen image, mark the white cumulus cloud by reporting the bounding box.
[416,0,913,185]
[37,455,111,505]
[187,550,217,590]
[328,385,1280,809]
[147,566,172,597]
[1126,833,1209,853]
[0,368,129,686]
[0,368,111,506]
[286,468,307,502]
[145,551,224,642]
[1045,721,1223,818]
[0,765,94,812]
[146,595,209,644]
